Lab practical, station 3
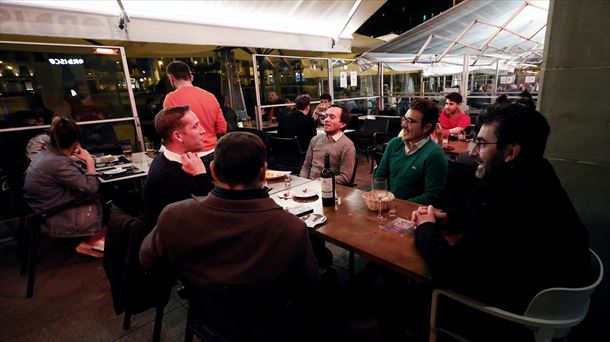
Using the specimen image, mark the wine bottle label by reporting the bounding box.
[321,177,334,198]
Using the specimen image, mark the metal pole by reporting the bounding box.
[119,46,145,152]
[379,63,384,109]
[461,55,470,110]
[252,54,262,130]
[327,59,334,100]
[494,59,500,94]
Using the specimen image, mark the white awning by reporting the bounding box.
[1,0,386,53]
[359,0,549,75]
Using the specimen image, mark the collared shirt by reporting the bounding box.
[161,145,212,165]
[404,136,430,156]
[326,131,344,142]
[162,147,209,173]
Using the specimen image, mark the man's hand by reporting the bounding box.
[181,152,206,176]
[449,127,464,134]
[412,205,447,228]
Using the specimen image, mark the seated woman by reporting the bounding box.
[24,117,106,258]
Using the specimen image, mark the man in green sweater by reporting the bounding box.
[375,99,448,204]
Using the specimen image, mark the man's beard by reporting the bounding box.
[475,153,505,180]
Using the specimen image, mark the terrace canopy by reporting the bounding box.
[1,0,386,53]
[358,0,550,76]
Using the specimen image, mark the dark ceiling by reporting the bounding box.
[357,0,458,38]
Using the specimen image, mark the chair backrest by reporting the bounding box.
[362,118,389,133]
[524,249,604,323]
[185,282,307,341]
[268,136,303,173]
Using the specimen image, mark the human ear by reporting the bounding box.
[503,143,521,162]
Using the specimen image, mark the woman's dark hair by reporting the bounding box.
[50,116,80,149]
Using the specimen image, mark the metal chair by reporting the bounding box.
[268,136,304,174]
[19,196,100,298]
[430,249,604,342]
[370,132,388,173]
[354,118,389,161]
[182,283,312,342]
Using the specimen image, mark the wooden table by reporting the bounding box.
[272,180,431,281]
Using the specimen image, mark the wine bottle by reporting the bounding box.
[321,153,335,207]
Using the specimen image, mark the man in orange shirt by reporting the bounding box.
[163,61,227,152]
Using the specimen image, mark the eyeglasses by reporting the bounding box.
[473,140,498,149]
[401,117,421,125]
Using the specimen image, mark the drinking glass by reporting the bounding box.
[371,178,388,222]
[121,144,133,161]
[145,142,155,152]
[388,203,397,219]
[283,174,292,188]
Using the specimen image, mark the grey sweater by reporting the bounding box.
[300,133,356,185]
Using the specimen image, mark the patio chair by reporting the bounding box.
[430,249,604,342]
[353,118,389,161]
[182,282,313,342]
[268,136,304,174]
[19,195,101,298]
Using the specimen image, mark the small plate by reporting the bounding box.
[265,170,287,180]
[293,187,318,198]
[277,191,294,200]
[103,167,126,175]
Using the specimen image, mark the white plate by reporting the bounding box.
[103,167,126,175]
[292,187,318,198]
[95,155,118,163]
[265,170,288,180]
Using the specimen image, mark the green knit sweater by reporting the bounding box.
[375,137,448,205]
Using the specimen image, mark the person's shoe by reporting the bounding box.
[75,242,103,258]
[91,237,105,252]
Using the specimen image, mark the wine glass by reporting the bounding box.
[371,178,388,222]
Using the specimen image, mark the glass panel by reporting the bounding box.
[331,59,379,115]
[382,66,423,115]
[0,42,135,129]
[255,55,329,129]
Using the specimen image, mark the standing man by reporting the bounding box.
[375,98,447,204]
[140,132,320,339]
[300,104,356,186]
[278,95,317,152]
[412,104,591,339]
[438,92,471,138]
[144,105,213,226]
[163,61,227,152]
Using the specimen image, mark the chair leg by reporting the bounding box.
[152,305,164,342]
[26,226,38,298]
[348,251,355,280]
[123,312,131,329]
[19,219,29,276]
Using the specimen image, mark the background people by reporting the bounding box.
[163,61,227,153]
[24,117,106,257]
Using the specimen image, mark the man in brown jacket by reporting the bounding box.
[140,132,320,338]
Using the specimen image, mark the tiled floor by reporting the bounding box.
[0,153,607,341]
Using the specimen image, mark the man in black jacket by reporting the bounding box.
[412,104,591,339]
[143,105,213,226]
[278,95,317,152]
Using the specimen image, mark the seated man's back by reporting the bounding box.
[278,95,316,151]
[140,132,320,338]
